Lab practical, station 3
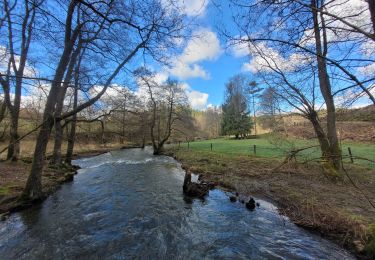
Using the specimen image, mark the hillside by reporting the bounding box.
[336,105,375,122]
[258,105,375,142]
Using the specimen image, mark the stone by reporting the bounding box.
[183,172,209,198]
[246,197,256,211]
[229,196,237,202]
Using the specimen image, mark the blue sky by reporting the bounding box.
[153,0,374,110]
[146,0,254,110]
[2,0,372,110]
[183,52,250,107]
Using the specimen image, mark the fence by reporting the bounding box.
[172,141,375,169]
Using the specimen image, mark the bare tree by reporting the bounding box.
[258,87,281,130]
[224,0,375,172]
[0,0,41,161]
[136,69,190,154]
[226,0,375,104]
[22,0,185,201]
[247,42,343,176]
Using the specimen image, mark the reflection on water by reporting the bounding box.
[0,148,354,259]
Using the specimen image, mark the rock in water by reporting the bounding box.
[183,172,209,198]
[246,197,256,211]
[229,196,237,202]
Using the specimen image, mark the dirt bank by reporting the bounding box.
[0,161,77,218]
[166,147,375,259]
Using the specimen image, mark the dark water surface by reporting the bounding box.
[0,148,354,259]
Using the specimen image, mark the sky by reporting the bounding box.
[146,0,253,110]
[150,0,374,110]
[1,0,373,111]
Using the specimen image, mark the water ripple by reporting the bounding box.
[0,148,354,259]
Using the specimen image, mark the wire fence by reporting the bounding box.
[171,140,375,169]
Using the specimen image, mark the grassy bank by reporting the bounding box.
[167,139,375,258]
[176,137,375,169]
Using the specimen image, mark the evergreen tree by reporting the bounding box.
[221,74,253,138]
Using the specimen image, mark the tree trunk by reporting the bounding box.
[6,114,20,161]
[22,115,54,200]
[6,59,25,161]
[0,102,6,124]
[368,0,375,36]
[153,143,164,155]
[65,84,78,165]
[50,85,67,165]
[51,40,82,165]
[22,7,77,199]
[51,120,64,165]
[4,0,36,162]
[121,99,126,144]
[311,0,341,171]
[308,110,331,157]
[100,120,105,145]
[65,119,76,165]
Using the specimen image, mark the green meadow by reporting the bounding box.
[176,136,375,169]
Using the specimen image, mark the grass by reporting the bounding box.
[175,136,375,169]
[0,186,11,196]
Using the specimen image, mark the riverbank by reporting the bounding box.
[165,147,375,259]
[0,143,138,218]
[0,161,77,218]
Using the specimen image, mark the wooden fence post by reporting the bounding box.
[348,147,354,163]
[178,141,181,148]
[188,141,190,150]
[211,143,213,151]
[253,145,256,155]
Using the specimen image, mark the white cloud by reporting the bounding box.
[186,89,209,110]
[358,63,375,75]
[179,28,221,64]
[19,83,50,111]
[0,45,36,77]
[169,61,209,80]
[229,38,250,58]
[162,0,209,17]
[181,0,209,16]
[181,82,209,110]
[240,42,312,73]
[360,41,375,57]
[153,72,169,84]
[135,73,209,110]
[299,0,371,46]
[324,0,370,34]
[241,62,256,73]
[168,28,221,80]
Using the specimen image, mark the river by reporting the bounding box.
[0,148,354,259]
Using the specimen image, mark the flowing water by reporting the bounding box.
[0,148,354,259]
